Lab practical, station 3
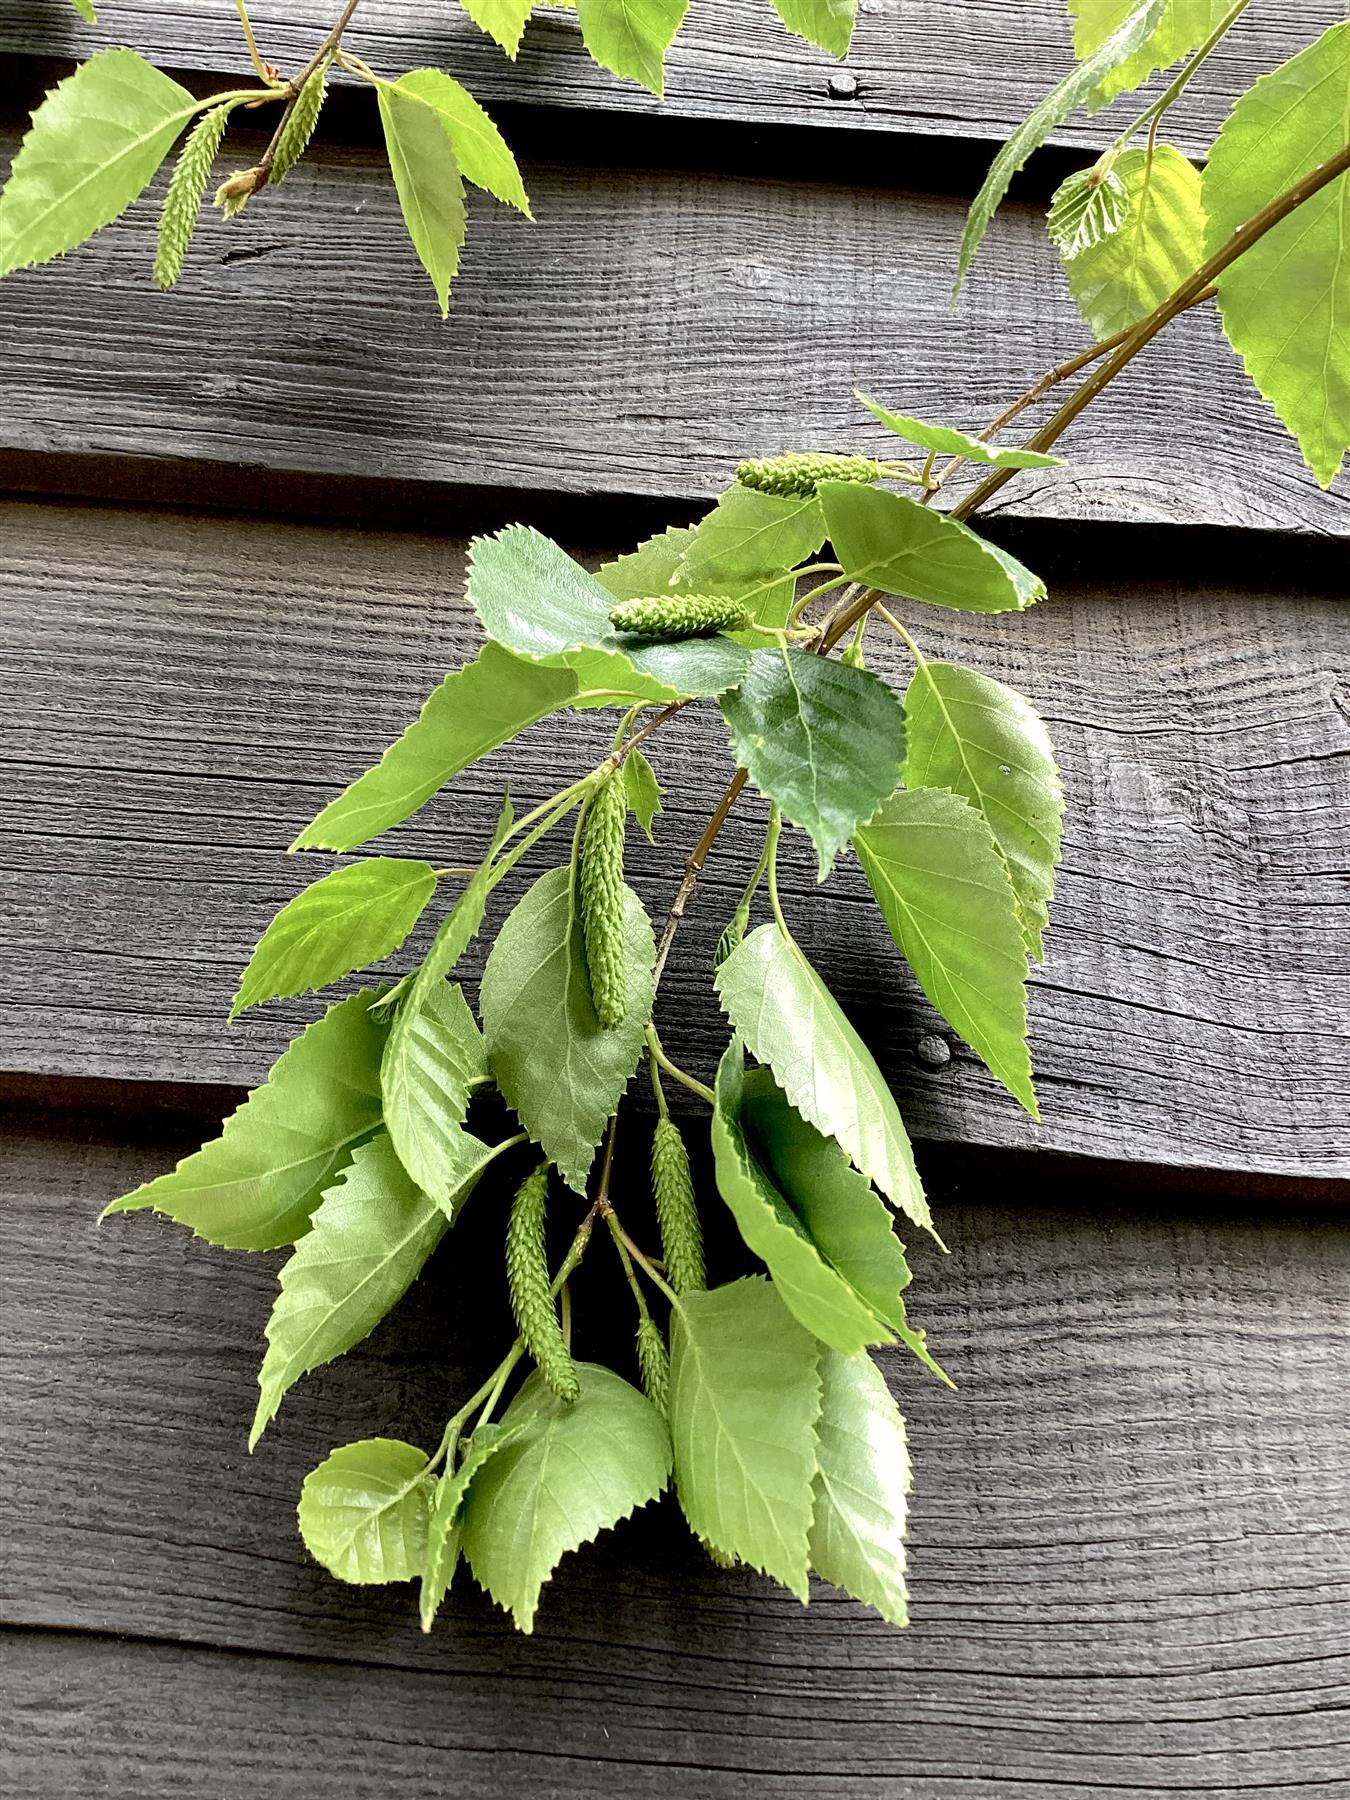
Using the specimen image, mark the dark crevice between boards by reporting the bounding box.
[5,1069,1345,1209]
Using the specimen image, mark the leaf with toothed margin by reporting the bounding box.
[298,1438,433,1584]
[809,1347,912,1626]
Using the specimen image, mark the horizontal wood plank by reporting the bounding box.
[0,132,1345,538]
[1,1111,1346,1795]
[4,0,1341,157]
[1,498,1347,1178]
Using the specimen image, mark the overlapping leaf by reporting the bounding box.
[597,523,797,633]
[103,990,388,1249]
[392,70,531,216]
[1061,146,1205,340]
[809,1349,911,1625]
[675,486,827,586]
[721,648,907,878]
[623,748,664,841]
[420,1423,523,1631]
[855,391,1065,469]
[855,788,1036,1114]
[377,78,467,317]
[1047,166,1130,258]
[461,1364,672,1631]
[820,484,1045,615]
[481,865,655,1191]
[382,981,490,1206]
[1070,0,1230,108]
[298,1438,433,1583]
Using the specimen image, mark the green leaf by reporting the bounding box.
[721,649,906,879]
[456,0,535,58]
[767,0,856,58]
[902,661,1063,961]
[69,0,98,20]
[820,483,1045,615]
[676,486,827,586]
[377,78,466,317]
[953,0,1168,295]
[251,1131,458,1447]
[102,989,388,1249]
[231,857,438,1018]
[1205,22,1350,490]
[291,642,579,853]
[597,524,797,633]
[468,526,749,703]
[809,1349,911,1625]
[0,49,196,277]
[669,1278,821,1596]
[855,391,1066,469]
[382,981,491,1207]
[1061,146,1205,340]
[574,0,690,96]
[711,1042,893,1354]
[715,925,936,1238]
[420,1423,523,1631]
[740,1066,949,1383]
[1046,164,1130,258]
[855,788,1036,1114]
[1069,0,1230,108]
[391,70,531,217]
[461,1364,672,1632]
[623,748,663,842]
[481,865,655,1192]
[298,1438,433,1584]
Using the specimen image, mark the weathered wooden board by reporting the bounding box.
[0,132,1345,538]
[2,498,1346,1178]
[6,0,1341,157]
[1,1109,1346,1795]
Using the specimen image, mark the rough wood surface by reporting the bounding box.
[0,1110,1346,1796]
[0,132,1345,538]
[2,498,1346,1179]
[5,0,1341,157]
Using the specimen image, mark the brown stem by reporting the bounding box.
[252,0,361,191]
[651,767,748,990]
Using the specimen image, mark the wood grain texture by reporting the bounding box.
[2,498,1346,1178]
[5,0,1341,156]
[0,131,1346,538]
[0,1110,1346,1796]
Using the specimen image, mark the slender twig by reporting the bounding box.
[646,1024,716,1107]
[233,0,282,86]
[1112,0,1251,154]
[651,767,749,989]
[250,0,362,191]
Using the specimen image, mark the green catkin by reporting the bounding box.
[271,66,329,185]
[651,1116,705,1294]
[608,595,750,640]
[506,1162,580,1403]
[154,106,232,291]
[635,1316,670,1414]
[735,451,882,497]
[579,773,628,1028]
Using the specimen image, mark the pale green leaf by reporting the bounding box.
[456,0,535,57]
[291,642,579,853]
[377,79,466,317]
[676,486,827,586]
[809,1348,911,1625]
[392,70,531,217]
[1047,165,1129,257]
[420,1422,523,1630]
[298,1438,433,1583]
[0,50,196,276]
[741,1067,949,1383]
[954,0,1168,294]
[721,648,906,879]
[715,925,936,1238]
[1205,21,1350,489]
[855,788,1036,1114]
[1069,0,1230,107]
[102,989,388,1249]
[461,1364,672,1631]
[623,747,663,842]
[711,1041,894,1354]
[574,0,690,96]
[820,483,1045,615]
[597,523,797,633]
[231,857,438,1018]
[669,1278,821,1596]
[250,1132,453,1447]
[382,980,491,1207]
[902,661,1063,961]
[855,391,1066,469]
[767,0,856,58]
[69,0,98,20]
[1062,146,1205,340]
[481,865,655,1192]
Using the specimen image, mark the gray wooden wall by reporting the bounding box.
[1,2,1347,1794]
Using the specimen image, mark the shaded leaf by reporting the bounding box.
[103,990,388,1249]
[298,1438,432,1583]
[809,1349,911,1625]
[392,69,531,216]
[382,981,491,1207]
[461,1364,672,1631]
[377,78,466,317]
[669,1278,821,1596]
[420,1423,523,1631]
[820,483,1045,614]
[855,390,1066,469]
[574,0,690,96]
[1062,146,1205,340]
[481,865,655,1192]
[623,747,664,841]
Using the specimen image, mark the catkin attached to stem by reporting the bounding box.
[579,773,629,1028]
[651,1116,705,1295]
[154,106,233,291]
[506,1162,580,1403]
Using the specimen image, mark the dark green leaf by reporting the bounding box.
[298,1438,433,1583]
[377,79,466,317]
[820,483,1045,614]
[382,981,491,1207]
[855,390,1065,469]
[809,1349,911,1625]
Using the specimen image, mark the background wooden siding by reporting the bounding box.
[0,2,1347,1794]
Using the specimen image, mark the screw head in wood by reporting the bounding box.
[827,71,859,101]
[915,1032,952,1070]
